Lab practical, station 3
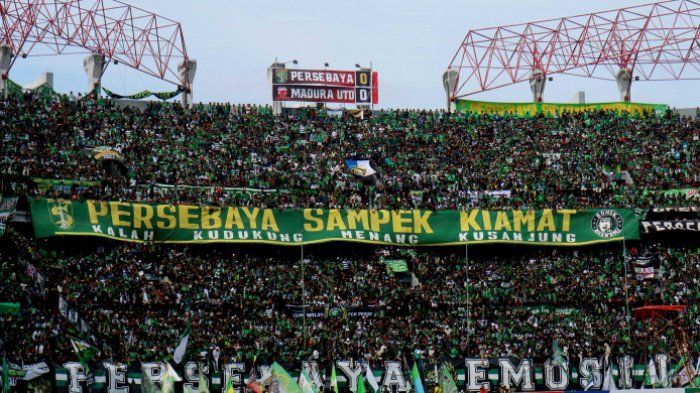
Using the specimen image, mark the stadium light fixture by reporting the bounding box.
[273,58,298,66]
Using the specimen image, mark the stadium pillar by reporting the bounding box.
[616,68,633,102]
[529,68,546,102]
[25,72,54,91]
[84,53,105,97]
[179,59,197,107]
[442,68,459,112]
[0,43,13,99]
[268,62,285,116]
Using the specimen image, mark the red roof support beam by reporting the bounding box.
[447,0,700,99]
[0,0,189,88]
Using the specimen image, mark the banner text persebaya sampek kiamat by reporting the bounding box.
[30,199,640,246]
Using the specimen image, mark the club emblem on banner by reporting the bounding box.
[591,209,624,238]
[47,199,74,230]
[351,167,368,176]
[275,69,288,83]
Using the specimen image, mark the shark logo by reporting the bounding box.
[48,199,74,230]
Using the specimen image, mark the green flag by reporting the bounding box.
[199,373,210,393]
[161,363,182,393]
[70,338,97,368]
[142,369,157,393]
[0,303,19,315]
[439,365,458,393]
[270,362,303,393]
[2,356,10,393]
[298,370,317,393]
[384,259,408,274]
[411,363,425,393]
[330,365,339,393]
[357,374,366,393]
[225,378,234,393]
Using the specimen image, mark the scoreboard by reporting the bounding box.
[272,68,378,104]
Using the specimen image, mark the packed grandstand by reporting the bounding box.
[0,89,698,393]
[1,0,700,392]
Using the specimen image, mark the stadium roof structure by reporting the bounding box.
[446,0,700,99]
[0,0,189,87]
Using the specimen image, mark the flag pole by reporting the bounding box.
[301,242,307,349]
[622,238,631,343]
[465,239,470,356]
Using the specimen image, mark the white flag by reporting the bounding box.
[298,370,316,393]
[602,367,615,391]
[173,326,191,364]
[365,363,380,393]
[345,160,376,177]
[646,358,658,386]
[22,362,50,381]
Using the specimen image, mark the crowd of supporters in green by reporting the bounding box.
[0,92,698,373]
[0,93,697,209]
[1,229,698,366]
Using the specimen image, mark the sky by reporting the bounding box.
[8,0,700,109]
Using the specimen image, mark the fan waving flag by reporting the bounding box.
[345,159,376,177]
[330,365,339,393]
[270,362,303,393]
[162,363,182,393]
[365,363,380,393]
[411,362,425,393]
[439,364,458,393]
[199,372,210,393]
[298,370,318,393]
[173,326,191,364]
[357,374,366,393]
[70,338,97,367]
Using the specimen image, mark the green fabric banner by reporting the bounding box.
[644,188,699,200]
[0,302,20,315]
[384,259,408,273]
[455,99,667,117]
[29,199,640,246]
[102,87,183,101]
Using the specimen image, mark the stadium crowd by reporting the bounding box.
[1,92,699,380]
[2,228,699,367]
[0,93,698,209]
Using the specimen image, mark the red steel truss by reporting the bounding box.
[447,0,700,99]
[0,0,188,87]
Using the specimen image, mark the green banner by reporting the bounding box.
[644,188,699,200]
[384,259,408,273]
[102,87,183,101]
[0,302,20,315]
[29,199,640,246]
[455,99,667,117]
[515,305,579,315]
